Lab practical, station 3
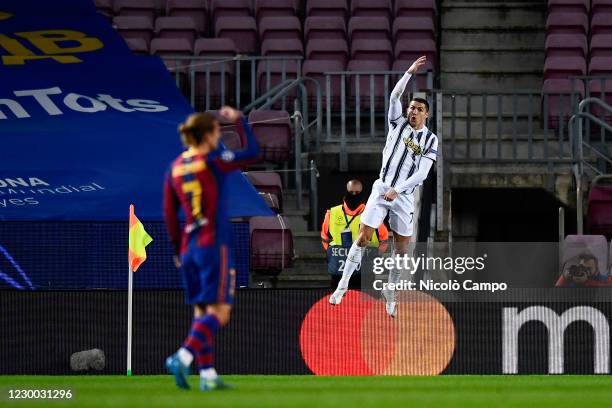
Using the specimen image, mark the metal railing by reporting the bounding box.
[320,70,432,170]
[161,55,302,111]
[568,97,612,234]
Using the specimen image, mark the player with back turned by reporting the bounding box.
[163,106,259,391]
[329,56,439,318]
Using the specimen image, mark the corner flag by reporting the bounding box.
[128,204,153,272]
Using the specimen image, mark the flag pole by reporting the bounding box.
[127,263,133,376]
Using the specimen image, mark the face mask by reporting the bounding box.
[344,192,365,211]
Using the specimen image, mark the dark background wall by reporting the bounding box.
[1,289,610,375]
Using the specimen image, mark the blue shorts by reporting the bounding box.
[180,243,235,305]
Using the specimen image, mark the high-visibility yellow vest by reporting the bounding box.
[328,204,380,247]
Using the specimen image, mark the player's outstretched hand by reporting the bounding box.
[219,106,241,121]
[407,56,427,75]
[383,188,398,201]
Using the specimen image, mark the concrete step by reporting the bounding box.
[293,231,324,255]
[441,72,543,92]
[441,29,545,50]
[442,115,543,135]
[441,94,542,116]
[447,139,573,160]
[441,50,545,73]
[441,2,546,30]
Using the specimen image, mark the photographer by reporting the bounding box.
[555,253,612,287]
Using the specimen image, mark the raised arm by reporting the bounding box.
[388,56,428,126]
[212,107,260,172]
[388,71,412,124]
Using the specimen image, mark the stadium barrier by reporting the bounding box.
[3,289,612,375]
[161,56,303,112]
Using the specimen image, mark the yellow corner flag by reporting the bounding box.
[128,204,153,272]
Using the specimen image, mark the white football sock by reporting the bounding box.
[177,347,194,366]
[200,367,218,380]
[339,242,364,287]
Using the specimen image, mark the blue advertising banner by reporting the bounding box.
[0,14,131,65]
[0,57,272,221]
[0,0,97,17]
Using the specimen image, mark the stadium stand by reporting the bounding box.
[166,0,208,33]
[588,176,612,239]
[248,110,293,163]
[249,216,295,273]
[246,172,284,212]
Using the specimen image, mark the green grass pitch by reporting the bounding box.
[1,375,612,408]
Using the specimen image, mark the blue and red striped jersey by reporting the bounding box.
[163,117,259,255]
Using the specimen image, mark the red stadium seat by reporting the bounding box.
[155,16,199,44]
[395,0,437,20]
[246,172,284,212]
[590,34,612,58]
[166,0,208,33]
[548,0,589,14]
[350,0,392,19]
[588,178,612,239]
[393,16,436,42]
[545,33,587,58]
[351,39,393,66]
[304,16,346,41]
[591,12,612,35]
[259,16,302,42]
[261,38,304,57]
[546,12,589,35]
[248,110,293,163]
[541,78,585,129]
[211,0,252,22]
[543,56,586,79]
[255,0,297,20]
[392,59,434,90]
[249,216,294,273]
[306,0,348,19]
[348,17,390,41]
[114,0,156,20]
[592,0,612,14]
[306,39,349,66]
[194,38,236,56]
[215,16,259,54]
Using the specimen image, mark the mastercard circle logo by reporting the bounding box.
[299,290,455,375]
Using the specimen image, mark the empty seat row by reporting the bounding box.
[548,0,612,15]
[100,0,438,27]
[306,0,436,21]
[546,33,612,58]
[115,14,437,55]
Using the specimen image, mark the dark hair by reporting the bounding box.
[178,112,218,147]
[578,253,598,266]
[410,97,429,112]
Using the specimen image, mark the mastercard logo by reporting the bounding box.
[299,290,455,375]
